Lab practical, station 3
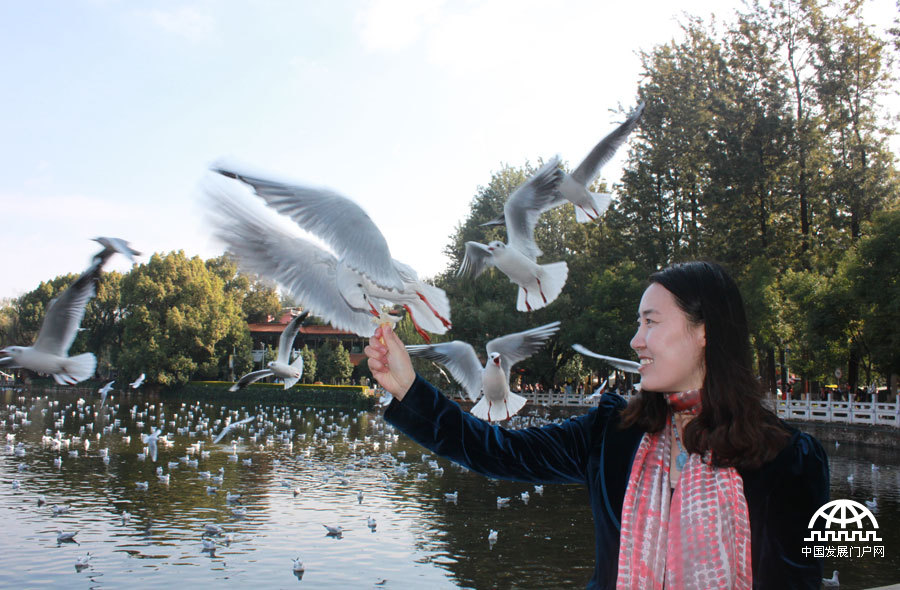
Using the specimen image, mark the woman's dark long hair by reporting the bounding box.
[620,261,789,471]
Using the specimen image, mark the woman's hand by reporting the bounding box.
[365,324,415,401]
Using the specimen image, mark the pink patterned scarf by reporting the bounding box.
[615,412,752,589]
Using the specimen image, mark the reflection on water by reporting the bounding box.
[0,388,897,589]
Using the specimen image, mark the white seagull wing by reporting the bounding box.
[486,321,561,378]
[406,341,484,402]
[213,165,403,291]
[570,103,645,187]
[276,311,309,364]
[457,242,494,279]
[33,261,103,356]
[571,344,641,373]
[207,187,377,337]
[504,157,564,260]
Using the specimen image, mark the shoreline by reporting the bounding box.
[785,420,900,449]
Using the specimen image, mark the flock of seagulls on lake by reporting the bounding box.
[1,391,564,582]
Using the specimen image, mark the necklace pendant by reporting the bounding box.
[676,450,688,470]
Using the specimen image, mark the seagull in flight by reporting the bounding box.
[142,428,163,462]
[484,103,645,226]
[459,159,568,312]
[231,311,310,391]
[213,415,256,444]
[571,344,641,373]
[407,321,561,422]
[98,381,114,408]
[130,373,145,389]
[207,164,451,341]
[92,237,141,265]
[0,238,131,384]
[585,379,608,403]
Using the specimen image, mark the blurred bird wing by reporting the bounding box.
[391,259,419,283]
[504,157,564,260]
[458,242,494,279]
[406,341,483,402]
[277,311,309,364]
[229,369,273,392]
[571,344,641,373]
[208,187,377,337]
[93,237,141,263]
[33,262,102,356]
[486,321,561,377]
[213,165,403,291]
[570,102,645,186]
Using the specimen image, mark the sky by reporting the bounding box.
[1,0,897,300]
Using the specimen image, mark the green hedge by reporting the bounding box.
[17,377,376,410]
[176,381,376,409]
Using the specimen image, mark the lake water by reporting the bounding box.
[1,388,897,590]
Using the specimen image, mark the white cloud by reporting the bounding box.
[143,6,215,43]
[356,0,446,52]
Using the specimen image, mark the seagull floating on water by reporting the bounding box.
[408,322,560,422]
[822,570,839,587]
[292,556,305,573]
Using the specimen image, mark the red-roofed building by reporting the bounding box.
[248,309,368,366]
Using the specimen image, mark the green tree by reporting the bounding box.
[300,344,317,384]
[205,253,282,323]
[13,273,79,345]
[845,208,900,388]
[118,251,250,387]
[80,271,124,377]
[316,341,353,384]
[0,298,17,348]
[242,282,282,324]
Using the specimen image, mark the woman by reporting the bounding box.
[365,261,829,589]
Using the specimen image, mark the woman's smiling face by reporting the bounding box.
[630,282,706,393]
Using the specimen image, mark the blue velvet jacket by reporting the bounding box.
[384,375,830,590]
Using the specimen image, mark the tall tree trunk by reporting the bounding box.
[767,346,778,399]
[848,344,859,396]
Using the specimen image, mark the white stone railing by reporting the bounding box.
[520,390,900,427]
[775,393,900,427]
[521,390,638,408]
